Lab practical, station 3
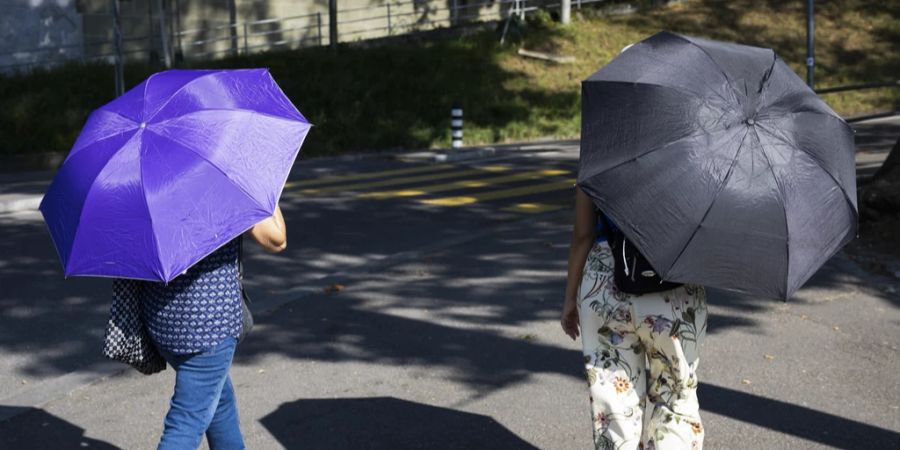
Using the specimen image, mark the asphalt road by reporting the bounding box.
[0,121,898,449]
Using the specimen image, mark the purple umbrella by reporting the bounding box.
[40,68,311,282]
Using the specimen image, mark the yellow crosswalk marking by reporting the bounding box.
[359,169,571,199]
[502,203,568,213]
[296,165,512,195]
[420,179,576,206]
[284,163,455,189]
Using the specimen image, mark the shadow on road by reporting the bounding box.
[0,405,118,449]
[260,396,538,449]
[701,383,900,448]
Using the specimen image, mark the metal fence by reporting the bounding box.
[1,0,606,72]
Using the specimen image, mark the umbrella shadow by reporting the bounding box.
[259,396,538,449]
[701,383,900,448]
[0,405,119,450]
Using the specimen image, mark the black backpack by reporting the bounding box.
[600,214,683,295]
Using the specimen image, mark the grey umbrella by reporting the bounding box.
[578,31,857,299]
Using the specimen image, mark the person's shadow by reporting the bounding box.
[0,406,119,449]
[260,396,538,449]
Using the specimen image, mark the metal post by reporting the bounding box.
[806,0,815,88]
[228,0,238,57]
[156,0,172,68]
[147,0,155,62]
[451,0,458,25]
[451,106,463,149]
[561,0,571,24]
[329,0,338,50]
[243,22,249,54]
[386,3,392,35]
[111,0,124,96]
[173,0,183,61]
[317,12,323,46]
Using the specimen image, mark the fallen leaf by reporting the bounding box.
[258,369,266,374]
[741,379,752,385]
[764,354,775,360]
[20,380,27,385]
[517,333,538,341]
[833,326,841,331]
[323,284,345,294]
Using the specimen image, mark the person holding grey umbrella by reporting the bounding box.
[562,30,855,449]
[562,187,708,450]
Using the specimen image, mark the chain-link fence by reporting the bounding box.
[1,0,607,73]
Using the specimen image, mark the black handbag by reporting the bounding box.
[237,236,254,343]
[103,279,167,375]
[601,214,683,295]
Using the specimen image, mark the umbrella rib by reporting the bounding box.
[137,145,166,282]
[579,127,734,183]
[152,108,308,127]
[62,132,141,276]
[662,128,752,280]
[583,79,732,113]
[140,71,160,120]
[761,109,852,131]
[750,54,779,115]
[751,128,791,298]
[674,36,742,107]
[144,70,224,122]
[754,122,859,219]
[145,130,269,213]
[67,120,139,162]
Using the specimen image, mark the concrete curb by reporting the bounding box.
[396,147,497,163]
[0,195,42,215]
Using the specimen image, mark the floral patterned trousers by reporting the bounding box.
[578,242,708,450]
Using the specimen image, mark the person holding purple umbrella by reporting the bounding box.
[129,209,286,449]
[40,68,311,450]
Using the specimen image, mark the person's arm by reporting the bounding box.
[247,204,287,253]
[561,186,599,340]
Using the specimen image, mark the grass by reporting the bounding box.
[0,0,896,158]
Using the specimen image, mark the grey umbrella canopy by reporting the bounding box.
[578,31,857,300]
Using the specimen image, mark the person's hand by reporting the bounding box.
[560,297,580,340]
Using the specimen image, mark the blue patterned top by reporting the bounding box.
[595,212,614,243]
[137,239,243,355]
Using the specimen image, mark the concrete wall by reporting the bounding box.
[81,0,510,60]
[0,0,85,70]
[1,0,512,69]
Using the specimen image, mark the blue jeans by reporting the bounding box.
[156,337,245,450]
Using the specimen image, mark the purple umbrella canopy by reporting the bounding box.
[40,68,311,282]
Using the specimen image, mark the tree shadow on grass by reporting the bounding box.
[612,0,899,113]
